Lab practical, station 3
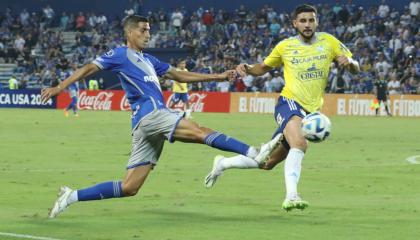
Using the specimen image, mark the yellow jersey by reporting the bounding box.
[264,32,352,112]
[172,68,188,93]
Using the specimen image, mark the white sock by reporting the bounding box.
[246,147,258,159]
[68,191,78,205]
[218,155,259,171]
[284,148,305,199]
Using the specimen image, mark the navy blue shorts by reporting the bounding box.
[272,96,308,140]
[172,93,189,103]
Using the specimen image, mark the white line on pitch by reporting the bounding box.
[406,155,420,164]
[0,232,63,240]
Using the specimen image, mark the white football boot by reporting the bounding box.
[253,133,283,164]
[48,186,74,218]
[204,155,225,188]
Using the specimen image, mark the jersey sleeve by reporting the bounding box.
[263,42,284,68]
[146,54,171,77]
[92,48,124,71]
[328,34,353,59]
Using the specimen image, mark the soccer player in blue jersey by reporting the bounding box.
[62,67,79,117]
[41,15,281,218]
[204,4,360,211]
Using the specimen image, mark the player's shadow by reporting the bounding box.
[141,208,316,224]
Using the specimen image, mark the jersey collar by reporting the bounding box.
[296,32,318,45]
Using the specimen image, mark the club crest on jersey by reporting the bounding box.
[105,49,114,57]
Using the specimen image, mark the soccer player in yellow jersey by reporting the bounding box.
[169,60,192,118]
[205,4,360,211]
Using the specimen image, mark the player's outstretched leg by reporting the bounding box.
[48,181,126,218]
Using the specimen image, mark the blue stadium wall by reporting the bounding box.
[1,0,411,15]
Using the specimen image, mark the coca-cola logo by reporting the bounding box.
[78,91,114,110]
[166,93,207,112]
[120,95,131,111]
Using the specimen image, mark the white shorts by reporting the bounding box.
[126,109,184,169]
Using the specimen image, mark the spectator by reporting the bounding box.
[202,10,214,26]
[14,34,25,52]
[60,12,69,30]
[171,8,183,33]
[389,34,402,53]
[89,79,99,90]
[409,0,420,17]
[271,70,284,92]
[158,10,167,31]
[377,0,390,18]
[375,53,392,78]
[76,12,86,32]
[387,72,401,95]
[9,75,18,89]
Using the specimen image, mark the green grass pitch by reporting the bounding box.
[0,109,419,240]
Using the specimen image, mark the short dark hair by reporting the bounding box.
[122,15,149,36]
[292,4,317,19]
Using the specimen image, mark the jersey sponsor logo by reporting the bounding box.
[144,76,159,83]
[299,65,325,81]
[290,54,327,65]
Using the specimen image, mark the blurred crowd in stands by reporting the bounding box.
[0,0,419,94]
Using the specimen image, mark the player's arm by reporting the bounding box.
[41,63,99,103]
[236,62,273,77]
[336,55,360,74]
[164,68,236,83]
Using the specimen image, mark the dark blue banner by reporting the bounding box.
[0,89,56,109]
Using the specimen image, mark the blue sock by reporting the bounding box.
[204,132,250,156]
[77,181,124,201]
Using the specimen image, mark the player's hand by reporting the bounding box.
[235,63,250,77]
[221,70,237,82]
[41,86,62,103]
[336,55,351,67]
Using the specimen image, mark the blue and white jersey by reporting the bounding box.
[92,46,171,129]
[61,69,78,97]
[68,82,79,97]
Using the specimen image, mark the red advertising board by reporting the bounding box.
[57,90,230,112]
[57,90,130,111]
[163,91,230,113]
